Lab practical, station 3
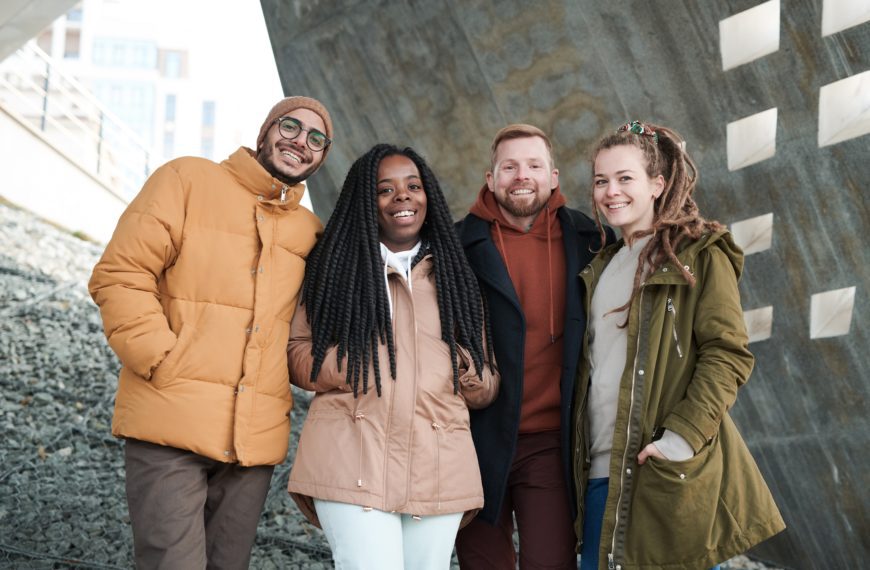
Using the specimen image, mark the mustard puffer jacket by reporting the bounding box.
[89,147,322,466]
[573,230,785,569]
[287,256,500,527]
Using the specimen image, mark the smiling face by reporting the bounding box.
[376,154,428,252]
[256,108,326,186]
[486,136,559,229]
[593,144,665,238]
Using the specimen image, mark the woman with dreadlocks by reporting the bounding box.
[286,144,499,569]
[572,122,784,570]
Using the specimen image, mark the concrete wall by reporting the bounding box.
[262,1,869,568]
[0,0,79,61]
[0,106,127,243]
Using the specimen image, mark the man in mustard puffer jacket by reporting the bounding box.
[89,96,333,569]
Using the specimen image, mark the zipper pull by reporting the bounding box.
[280,185,287,202]
[667,298,684,358]
[608,553,616,570]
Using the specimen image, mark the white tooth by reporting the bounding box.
[281,151,301,163]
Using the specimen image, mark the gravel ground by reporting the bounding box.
[0,202,782,569]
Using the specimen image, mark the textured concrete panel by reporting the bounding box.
[0,0,79,60]
[262,1,870,568]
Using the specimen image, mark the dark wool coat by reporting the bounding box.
[456,206,614,523]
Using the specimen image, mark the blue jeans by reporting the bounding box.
[579,477,721,570]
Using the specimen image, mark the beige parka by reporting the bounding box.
[572,230,785,569]
[89,148,321,466]
[287,255,500,527]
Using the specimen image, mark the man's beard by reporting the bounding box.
[496,187,549,219]
[256,146,315,186]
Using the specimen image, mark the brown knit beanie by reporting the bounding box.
[256,95,334,158]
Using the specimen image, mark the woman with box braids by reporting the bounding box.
[286,143,500,569]
[301,144,492,397]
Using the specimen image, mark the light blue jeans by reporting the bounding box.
[314,499,462,569]
[579,477,721,570]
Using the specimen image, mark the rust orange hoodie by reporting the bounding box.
[470,184,567,434]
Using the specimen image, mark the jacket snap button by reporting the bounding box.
[258,215,264,222]
[223,450,230,456]
[662,267,669,272]
[679,473,686,480]
[626,468,632,475]
[257,195,264,201]
[638,369,644,376]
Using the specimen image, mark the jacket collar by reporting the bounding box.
[583,228,739,289]
[220,147,306,209]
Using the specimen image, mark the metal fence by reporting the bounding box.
[0,42,153,200]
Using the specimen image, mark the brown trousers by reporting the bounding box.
[124,439,274,570]
[455,431,577,569]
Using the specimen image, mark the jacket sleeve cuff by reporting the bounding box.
[661,413,713,454]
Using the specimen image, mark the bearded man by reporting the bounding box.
[455,124,615,569]
[89,96,333,569]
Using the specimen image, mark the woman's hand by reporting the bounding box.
[637,442,666,465]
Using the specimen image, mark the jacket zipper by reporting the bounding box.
[354,411,366,488]
[609,287,645,570]
[432,421,442,510]
[666,297,683,358]
[280,184,288,202]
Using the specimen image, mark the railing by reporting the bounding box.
[0,42,154,199]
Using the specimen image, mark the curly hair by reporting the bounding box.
[591,122,723,318]
[301,143,492,396]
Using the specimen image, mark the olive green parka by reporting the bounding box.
[573,229,784,570]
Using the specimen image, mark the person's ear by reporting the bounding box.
[550,168,559,190]
[652,174,665,199]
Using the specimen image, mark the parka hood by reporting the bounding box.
[593,228,744,285]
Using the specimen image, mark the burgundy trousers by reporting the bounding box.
[456,430,577,569]
[124,438,274,570]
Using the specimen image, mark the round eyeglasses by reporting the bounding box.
[274,117,332,152]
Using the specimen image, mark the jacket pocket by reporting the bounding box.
[623,435,739,566]
[432,421,443,510]
[150,324,197,388]
[353,411,368,489]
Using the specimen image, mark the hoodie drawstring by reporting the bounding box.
[493,209,556,343]
[380,242,421,317]
[546,204,554,344]
[493,220,515,284]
